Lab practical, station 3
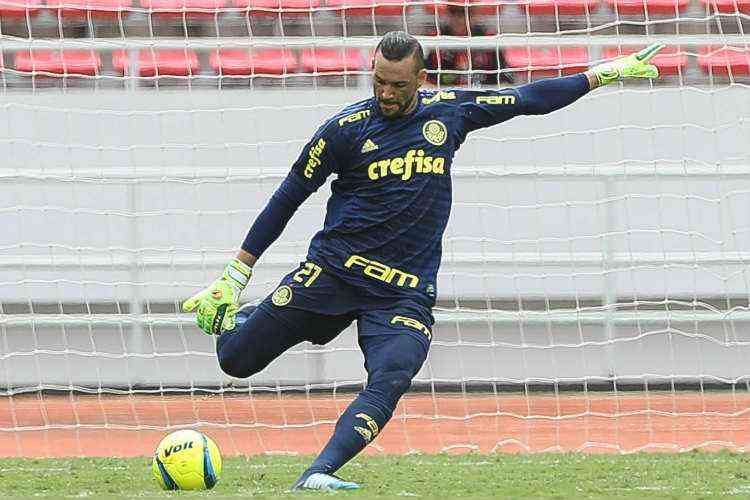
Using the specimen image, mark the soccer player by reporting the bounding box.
[182,32,664,491]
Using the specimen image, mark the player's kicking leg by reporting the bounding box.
[292,304,430,491]
[216,301,353,381]
[219,306,362,491]
[215,304,301,379]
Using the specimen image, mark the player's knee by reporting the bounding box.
[367,361,419,407]
[376,338,426,384]
[217,348,251,378]
[217,344,266,379]
[365,340,426,410]
[215,307,280,378]
[363,367,413,417]
[384,368,414,398]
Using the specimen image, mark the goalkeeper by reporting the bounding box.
[183,32,664,491]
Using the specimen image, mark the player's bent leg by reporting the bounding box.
[215,305,302,379]
[293,333,427,489]
[217,300,355,380]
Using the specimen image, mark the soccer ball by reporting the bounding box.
[152,429,222,490]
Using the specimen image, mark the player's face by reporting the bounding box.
[373,51,427,118]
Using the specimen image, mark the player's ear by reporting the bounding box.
[416,68,428,88]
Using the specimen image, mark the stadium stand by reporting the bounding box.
[13,49,102,75]
[231,0,322,17]
[698,46,750,75]
[326,0,414,16]
[210,47,299,75]
[698,0,750,12]
[424,4,513,86]
[504,46,590,79]
[112,49,201,76]
[299,47,367,73]
[519,0,600,15]
[0,0,746,87]
[605,0,688,14]
[45,0,133,19]
[140,0,227,16]
[420,0,505,16]
[0,0,42,16]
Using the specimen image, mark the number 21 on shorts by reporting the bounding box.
[292,262,322,287]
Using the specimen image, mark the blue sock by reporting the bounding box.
[303,394,389,476]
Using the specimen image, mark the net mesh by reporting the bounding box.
[1,0,750,457]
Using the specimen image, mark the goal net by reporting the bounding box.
[1,0,749,457]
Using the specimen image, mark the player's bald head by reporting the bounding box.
[374,31,425,74]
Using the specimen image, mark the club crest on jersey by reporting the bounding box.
[272,285,293,306]
[422,120,447,146]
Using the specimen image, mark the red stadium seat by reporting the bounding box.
[698,46,750,76]
[14,50,101,76]
[231,0,321,16]
[0,0,43,17]
[47,0,133,19]
[46,0,133,18]
[420,0,505,16]
[699,0,750,11]
[519,0,599,15]
[300,48,366,73]
[601,46,687,75]
[112,50,201,77]
[140,0,225,16]
[210,48,298,75]
[326,0,409,16]
[504,47,589,78]
[606,0,687,13]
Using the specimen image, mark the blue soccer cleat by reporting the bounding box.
[291,472,360,491]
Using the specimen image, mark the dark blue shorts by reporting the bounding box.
[256,261,433,354]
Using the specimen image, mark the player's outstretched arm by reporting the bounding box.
[586,43,666,89]
[519,43,664,114]
[518,43,664,115]
[459,43,665,132]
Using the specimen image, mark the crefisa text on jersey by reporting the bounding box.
[367,148,445,181]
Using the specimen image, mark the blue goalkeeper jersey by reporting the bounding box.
[287,86,535,303]
[240,74,590,304]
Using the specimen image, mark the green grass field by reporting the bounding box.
[2,453,750,499]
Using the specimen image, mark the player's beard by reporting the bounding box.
[377,93,415,118]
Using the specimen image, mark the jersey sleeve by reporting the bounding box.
[289,117,349,193]
[458,73,590,135]
[456,87,525,134]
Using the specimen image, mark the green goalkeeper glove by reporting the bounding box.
[590,43,666,86]
[182,258,253,335]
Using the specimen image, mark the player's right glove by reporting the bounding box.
[181,258,253,335]
[590,43,666,86]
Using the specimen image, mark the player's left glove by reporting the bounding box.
[590,43,666,86]
[181,258,253,335]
